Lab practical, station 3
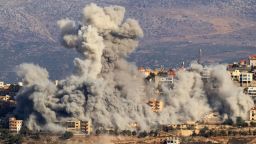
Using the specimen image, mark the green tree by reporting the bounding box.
[6,134,23,144]
[220,130,227,136]
[236,117,247,127]
[19,126,31,136]
[95,129,101,135]
[223,118,234,125]
[253,130,256,135]
[199,127,209,137]
[250,121,256,127]
[138,131,148,138]
[60,131,73,139]
[132,131,137,136]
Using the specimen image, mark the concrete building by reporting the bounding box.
[138,67,151,77]
[230,70,240,81]
[0,82,11,90]
[240,72,253,84]
[163,137,180,144]
[249,107,256,121]
[247,87,256,97]
[9,117,23,133]
[66,120,81,131]
[81,121,92,135]
[201,112,222,124]
[0,81,4,87]
[239,59,247,66]
[147,99,163,112]
[56,120,92,135]
[155,75,174,85]
[0,95,10,101]
[249,55,256,66]
[175,129,194,137]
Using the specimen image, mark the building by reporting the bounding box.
[239,59,247,66]
[66,120,81,131]
[0,82,11,90]
[230,70,240,81]
[249,107,256,121]
[201,112,222,124]
[247,87,256,97]
[249,55,256,66]
[240,72,253,84]
[175,129,194,137]
[138,67,151,77]
[0,95,10,101]
[0,81,4,87]
[147,99,163,112]
[9,117,23,133]
[155,75,174,85]
[56,120,92,135]
[169,123,196,130]
[162,137,180,144]
[81,121,92,135]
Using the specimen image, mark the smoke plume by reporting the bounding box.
[15,3,254,132]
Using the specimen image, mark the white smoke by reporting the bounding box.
[15,3,254,132]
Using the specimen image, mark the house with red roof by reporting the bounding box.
[249,55,256,66]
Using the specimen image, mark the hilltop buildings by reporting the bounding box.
[249,55,256,66]
[9,117,23,133]
[55,120,92,135]
[147,99,164,112]
[249,107,256,121]
[227,55,256,103]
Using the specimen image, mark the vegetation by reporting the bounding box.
[60,131,73,140]
[0,128,23,144]
[138,131,148,138]
[223,118,234,125]
[250,121,256,127]
[236,117,248,127]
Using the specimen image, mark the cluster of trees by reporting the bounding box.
[197,126,256,137]
[60,131,73,140]
[0,128,23,144]
[223,117,252,127]
[95,129,159,138]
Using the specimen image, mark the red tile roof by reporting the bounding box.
[249,55,256,60]
[239,59,247,63]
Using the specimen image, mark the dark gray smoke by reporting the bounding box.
[15,3,253,132]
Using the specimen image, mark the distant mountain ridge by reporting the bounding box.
[1,0,256,82]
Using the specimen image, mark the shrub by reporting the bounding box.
[132,131,137,136]
[250,122,256,127]
[138,131,148,138]
[61,131,73,139]
[223,118,234,125]
[236,117,247,127]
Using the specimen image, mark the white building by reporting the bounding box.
[155,75,174,89]
[163,137,180,144]
[158,76,174,84]
[240,72,253,83]
[249,55,256,66]
[0,81,4,88]
[247,87,256,97]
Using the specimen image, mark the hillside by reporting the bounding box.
[1,0,256,81]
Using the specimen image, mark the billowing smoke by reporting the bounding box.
[160,62,254,123]
[15,3,254,132]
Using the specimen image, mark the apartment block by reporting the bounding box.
[9,117,23,133]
